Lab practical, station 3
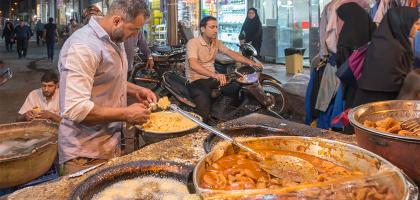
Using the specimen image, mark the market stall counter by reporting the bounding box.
[4,113,355,200]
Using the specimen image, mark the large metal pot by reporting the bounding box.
[349,100,420,185]
[69,160,194,200]
[0,120,58,188]
[194,136,418,199]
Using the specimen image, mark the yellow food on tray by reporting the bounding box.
[142,111,197,133]
[363,117,420,137]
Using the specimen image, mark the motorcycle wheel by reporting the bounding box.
[261,80,288,115]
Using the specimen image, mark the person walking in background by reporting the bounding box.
[68,19,80,36]
[43,17,59,61]
[35,20,44,46]
[14,20,32,58]
[353,7,420,106]
[82,5,104,25]
[239,8,263,56]
[2,21,14,52]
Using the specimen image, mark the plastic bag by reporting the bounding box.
[281,73,310,98]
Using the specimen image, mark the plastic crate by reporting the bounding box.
[0,164,59,196]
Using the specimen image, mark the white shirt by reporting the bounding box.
[18,88,59,115]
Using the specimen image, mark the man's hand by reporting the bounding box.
[251,62,263,69]
[37,110,62,122]
[124,103,151,124]
[146,56,154,69]
[24,111,35,121]
[214,74,227,86]
[239,40,245,45]
[135,87,157,105]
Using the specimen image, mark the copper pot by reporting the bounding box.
[349,100,420,185]
[0,120,58,188]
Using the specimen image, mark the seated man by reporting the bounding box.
[186,16,262,122]
[18,71,61,123]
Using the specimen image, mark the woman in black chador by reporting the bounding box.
[239,8,263,56]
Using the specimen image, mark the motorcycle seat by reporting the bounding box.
[162,71,196,107]
[152,45,172,55]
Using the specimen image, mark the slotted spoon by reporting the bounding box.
[169,104,318,182]
[401,117,420,133]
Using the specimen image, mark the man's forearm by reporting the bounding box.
[228,51,254,65]
[127,81,141,97]
[82,105,126,125]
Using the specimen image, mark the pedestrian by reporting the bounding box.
[43,17,58,61]
[239,8,263,56]
[2,21,14,52]
[35,20,44,46]
[68,19,80,36]
[125,30,153,78]
[58,0,156,174]
[335,2,376,108]
[353,7,420,106]
[82,5,104,25]
[14,20,32,59]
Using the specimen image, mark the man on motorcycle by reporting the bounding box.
[186,16,262,122]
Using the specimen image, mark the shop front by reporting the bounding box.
[253,0,332,64]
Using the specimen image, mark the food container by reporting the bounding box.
[193,136,418,199]
[349,100,420,185]
[69,160,194,200]
[135,111,202,145]
[0,120,58,188]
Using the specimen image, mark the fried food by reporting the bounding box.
[157,96,171,110]
[200,150,362,190]
[363,117,419,137]
[142,111,197,133]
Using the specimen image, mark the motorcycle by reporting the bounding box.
[130,44,186,91]
[161,43,288,121]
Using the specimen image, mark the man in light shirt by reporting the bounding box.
[58,0,156,174]
[18,71,61,123]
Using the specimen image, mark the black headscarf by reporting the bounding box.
[358,7,419,92]
[336,2,376,67]
[239,8,262,43]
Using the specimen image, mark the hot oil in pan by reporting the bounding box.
[0,131,54,158]
[92,176,200,200]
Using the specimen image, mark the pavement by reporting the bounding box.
[0,38,60,124]
[0,37,310,124]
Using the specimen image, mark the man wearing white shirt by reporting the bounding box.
[18,71,61,123]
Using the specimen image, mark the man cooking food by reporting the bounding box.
[58,0,156,174]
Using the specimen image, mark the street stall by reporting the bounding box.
[2,112,418,199]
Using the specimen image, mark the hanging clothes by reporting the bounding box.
[325,0,370,54]
[414,31,420,68]
[372,0,401,24]
[370,0,380,19]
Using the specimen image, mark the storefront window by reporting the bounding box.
[178,0,200,35]
[217,0,247,51]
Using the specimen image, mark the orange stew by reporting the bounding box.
[200,150,363,190]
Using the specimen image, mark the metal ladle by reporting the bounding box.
[169,104,318,182]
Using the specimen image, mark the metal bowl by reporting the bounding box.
[0,120,58,188]
[69,160,194,200]
[135,111,202,145]
[193,136,418,199]
[349,100,420,184]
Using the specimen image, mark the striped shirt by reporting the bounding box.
[57,17,127,164]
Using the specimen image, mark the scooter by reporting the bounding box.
[161,43,288,121]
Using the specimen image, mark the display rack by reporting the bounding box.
[153,24,167,44]
[217,0,247,51]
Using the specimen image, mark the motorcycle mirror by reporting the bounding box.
[0,67,12,87]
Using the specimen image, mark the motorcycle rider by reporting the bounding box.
[186,16,262,122]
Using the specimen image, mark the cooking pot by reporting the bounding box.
[69,160,194,200]
[0,120,58,188]
[194,136,418,199]
[349,100,420,185]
